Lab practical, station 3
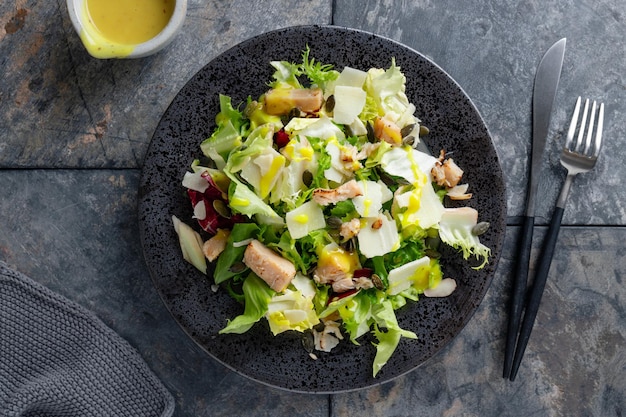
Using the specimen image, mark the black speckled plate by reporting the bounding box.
[138,25,506,393]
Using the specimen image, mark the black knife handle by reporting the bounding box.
[503,214,535,378]
[509,206,564,381]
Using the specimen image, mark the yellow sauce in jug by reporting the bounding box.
[80,0,175,58]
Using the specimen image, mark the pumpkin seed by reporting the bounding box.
[302,170,313,187]
[377,168,395,187]
[396,177,411,186]
[402,135,415,147]
[228,262,247,274]
[289,107,301,119]
[371,274,385,290]
[342,238,356,252]
[424,249,441,259]
[472,221,490,236]
[213,200,231,218]
[400,123,416,138]
[326,216,343,229]
[419,125,430,136]
[425,236,441,249]
[282,107,301,125]
[325,95,335,112]
[302,330,315,353]
[243,100,257,119]
[366,121,376,143]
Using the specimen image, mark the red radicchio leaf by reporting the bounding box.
[328,288,359,304]
[200,171,225,199]
[188,174,246,234]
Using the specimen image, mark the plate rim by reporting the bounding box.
[138,24,507,394]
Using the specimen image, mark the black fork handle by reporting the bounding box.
[503,214,534,378]
[509,206,565,380]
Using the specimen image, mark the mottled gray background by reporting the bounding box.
[0,0,624,416]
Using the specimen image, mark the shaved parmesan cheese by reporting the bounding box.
[353,180,393,218]
[193,200,207,220]
[357,213,400,258]
[291,273,317,298]
[335,66,368,88]
[333,85,367,125]
[395,183,445,230]
[381,146,439,183]
[286,200,326,239]
[240,148,285,199]
[347,116,368,136]
[182,170,209,193]
[387,256,430,296]
[324,141,352,182]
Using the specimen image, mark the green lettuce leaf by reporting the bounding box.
[364,59,409,117]
[438,207,491,269]
[269,61,302,88]
[337,291,374,342]
[371,300,417,377]
[300,46,339,89]
[266,285,319,335]
[214,223,260,284]
[219,273,275,334]
[201,95,245,159]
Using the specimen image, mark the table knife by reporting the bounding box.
[503,38,566,379]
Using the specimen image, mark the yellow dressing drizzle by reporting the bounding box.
[259,155,285,198]
[317,245,360,275]
[293,214,309,224]
[409,263,431,291]
[230,197,250,207]
[299,146,314,160]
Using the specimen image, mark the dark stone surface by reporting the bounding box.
[334,0,626,227]
[0,169,623,415]
[0,169,329,417]
[333,225,626,416]
[0,0,332,169]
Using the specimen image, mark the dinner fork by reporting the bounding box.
[509,97,604,381]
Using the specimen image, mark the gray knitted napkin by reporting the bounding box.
[0,262,175,417]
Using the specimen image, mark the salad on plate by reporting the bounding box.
[172,48,491,377]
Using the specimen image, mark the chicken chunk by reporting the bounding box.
[331,277,356,293]
[313,244,360,293]
[264,87,323,115]
[243,239,296,292]
[202,229,231,262]
[373,117,402,145]
[432,151,464,188]
[312,179,363,206]
[339,218,361,240]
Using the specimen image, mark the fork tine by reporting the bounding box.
[565,96,582,150]
[574,98,590,152]
[594,102,604,157]
[584,100,597,154]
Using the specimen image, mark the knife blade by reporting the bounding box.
[503,38,566,379]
